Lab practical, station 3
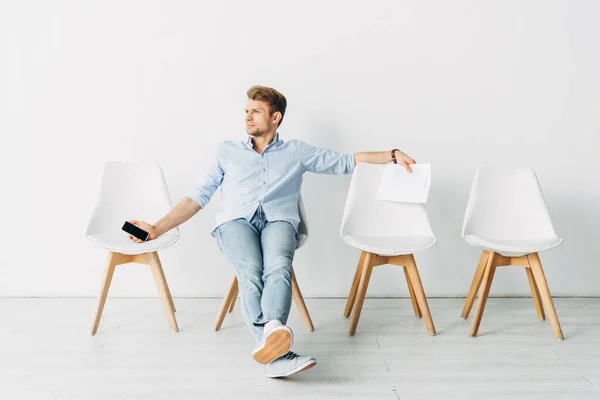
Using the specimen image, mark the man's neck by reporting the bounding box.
[251,131,277,154]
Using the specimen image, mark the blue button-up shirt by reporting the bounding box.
[188,133,356,235]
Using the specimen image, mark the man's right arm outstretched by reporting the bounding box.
[127,197,201,243]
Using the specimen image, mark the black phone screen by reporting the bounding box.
[122,221,149,241]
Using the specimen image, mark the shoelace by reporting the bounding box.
[285,351,299,360]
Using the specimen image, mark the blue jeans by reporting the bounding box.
[215,206,297,342]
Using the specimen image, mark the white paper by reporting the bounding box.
[376,163,431,203]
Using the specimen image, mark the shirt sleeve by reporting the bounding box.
[299,141,356,175]
[187,146,224,208]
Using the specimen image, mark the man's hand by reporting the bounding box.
[394,150,416,173]
[128,220,158,243]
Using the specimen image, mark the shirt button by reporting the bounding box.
[263,181,267,184]
[263,168,267,171]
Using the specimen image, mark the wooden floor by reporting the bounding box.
[2,297,600,399]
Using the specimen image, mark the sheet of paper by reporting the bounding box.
[376,163,431,203]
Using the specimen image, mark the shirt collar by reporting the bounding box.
[243,132,281,149]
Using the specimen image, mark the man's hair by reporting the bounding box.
[247,85,287,127]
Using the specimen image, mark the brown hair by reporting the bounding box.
[247,85,287,127]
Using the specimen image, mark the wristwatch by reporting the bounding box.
[391,148,400,164]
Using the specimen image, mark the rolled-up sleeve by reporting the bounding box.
[299,141,355,175]
[187,150,224,208]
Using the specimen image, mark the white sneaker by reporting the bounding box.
[266,351,317,378]
[252,320,293,364]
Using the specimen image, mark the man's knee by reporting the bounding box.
[262,259,293,282]
[236,261,265,285]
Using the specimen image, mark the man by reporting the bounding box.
[128,86,415,378]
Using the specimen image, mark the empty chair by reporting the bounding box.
[214,195,314,332]
[340,163,437,336]
[85,161,180,335]
[460,167,563,339]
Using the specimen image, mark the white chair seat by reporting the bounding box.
[87,232,179,255]
[342,234,436,256]
[464,235,562,257]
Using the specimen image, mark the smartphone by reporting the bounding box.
[122,221,149,242]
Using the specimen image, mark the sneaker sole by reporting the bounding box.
[266,359,317,378]
[252,328,292,364]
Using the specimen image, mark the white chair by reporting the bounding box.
[214,195,314,332]
[85,161,180,335]
[460,167,564,339]
[340,163,437,336]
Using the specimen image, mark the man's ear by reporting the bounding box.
[272,111,282,124]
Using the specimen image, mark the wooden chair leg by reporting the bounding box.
[461,251,490,319]
[525,267,545,321]
[153,254,176,313]
[291,269,315,332]
[403,266,422,318]
[214,276,239,331]
[343,251,366,317]
[91,252,124,335]
[404,255,436,335]
[148,252,179,332]
[527,253,564,340]
[348,252,373,336]
[228,285,238,313]
[469,252,497,337]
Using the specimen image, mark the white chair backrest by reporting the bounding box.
[340,163,435,239]
[462,167,559,240]
[85,161,178,237]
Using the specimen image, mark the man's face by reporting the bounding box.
[245,99,277,137]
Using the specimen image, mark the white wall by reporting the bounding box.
[1,0,598,298]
